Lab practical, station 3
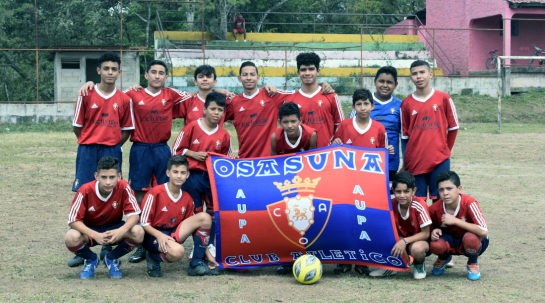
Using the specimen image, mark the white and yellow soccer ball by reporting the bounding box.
[293,254,323,285]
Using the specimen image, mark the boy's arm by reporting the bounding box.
[69,221,110,245]
[447,129,458,151]
[78,81,95,96]
[121,130,131,146]
[103,214,139,245]
[331,94,344,132]
[171,126,208,161]
[442,214,488,238]
[318,82,335,94]
[143,225,176,253]
[73,126,82,139]
[270,132,277,156]
[391,225,431,258]
[309,132,317,150]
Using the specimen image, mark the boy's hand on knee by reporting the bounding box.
[157,233,175,253]
[104,229,125,245]
[391,240,406,258]
[431,228,442,241]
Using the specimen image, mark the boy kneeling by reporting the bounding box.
[65,157,144,279]
[140,155,218,277]
[429,171,489,280]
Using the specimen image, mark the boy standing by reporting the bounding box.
[401,60,459,201]
[140,155,218,277]
[368,171,431,279]
[72,51,134,192]
[429,171,489,281]
[64,157,143,279]
[270,102,317,155]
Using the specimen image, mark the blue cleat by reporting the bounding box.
[467,264,481,281]
[431,255,452,276]
[187,261,208,276]
[80,256,99,279]
[103,255,122,278]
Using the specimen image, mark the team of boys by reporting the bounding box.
[65,51,489,281]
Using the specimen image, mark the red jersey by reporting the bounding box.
[284,88,344,148]
[174,94,225,128]
[125,88,190,143]
[392,196,432,238]
[72,86,134,146]
[68,179,140,226]
[401,89,459,175]
[429,193,488,239]
[332,118,387,148]
[139,183,195,229]
[225,89,294,158]
[171,119,232,171]
[274,124,316,155]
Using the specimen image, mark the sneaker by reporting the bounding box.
[187,261,209,276]
[146,251,163,277]
[431,255,452,276]
[80,256,99,279]
[128,246,146,263]
[100,246,113,261]
[354,265,371,275]
[68,255,84,267]
[235,40,239,42]
[276,265,293,275]
[369,268,397,277]
[204,267,222,276]
[334,264,352,274]
[413,263,426,280]
[244,39,247,42]
[467,264,481,281]
[446,259,456,268]
[103,255,122,278]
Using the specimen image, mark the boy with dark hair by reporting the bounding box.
[349,66,403,179]
[233,13,246,42]
[429,171,489,281]
[284,52,344,148]
[64,157,143,279]
[140,155,218,277]
[368,171,431,279]
[270,102,317,155]
[401,60,459,202]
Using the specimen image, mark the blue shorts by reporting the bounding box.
[430,233,490,256]
[182,170,213,215]
[414,159,450,199]
[142,224,185,253]
[129,142,170,191]
[84,221,125,247]
[73,144,122,191]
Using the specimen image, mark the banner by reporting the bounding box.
[207,145,408,271]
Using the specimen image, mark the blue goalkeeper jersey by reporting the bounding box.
[349,93,402,171]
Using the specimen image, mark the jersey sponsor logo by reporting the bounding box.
[412,120,440,130]
[241,117,270,128]
[239,107,246,112]
[89,206,96,211]
[102,113,109,117]
[138,100,145,105]
[192,106,199,111]
[162,99,167,106]
[260,100,266,106]
[140,114,168,123]
[113,103,119,110]
[92,118,119,128]
[346,139,352,144]
[390,108,396,114]
[412,110,418,116]
[162,206,168,212]
[375,116,384,120]
[317,100,323,107]
[150,110,159,114]
[91,103,99,109]
[302,116,325,125]
[112,201,118,209]
[370,137,376,144]
[193,139,200,144]
[249,113,258,118]
[307,111,316,115]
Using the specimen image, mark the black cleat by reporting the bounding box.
[129,246,147,263]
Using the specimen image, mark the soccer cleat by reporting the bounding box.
[467,264,481,281]
[187,261,209,276]
[369,268,397,277]
[80,256,99,279]
[354,265,371,275]
[100,246,113,261]
[146,251,163,278]
[334,264,352,274]
[413,263,427,280]
[103,255,122,278]
[128,246,146,263]
[446,259,456,268]
[431,255,452,276]
[204,267,222,276]
[276,265,293,275]
[68,255,84,267]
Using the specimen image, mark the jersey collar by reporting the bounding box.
[298,86,322,98]
[284,125,303,148]
[197,94,205,103]
[95,84,117,100]
[242,89,260,99]
[442,194,461,216]
[398,200,411,220]
[95,181,113,202]
[144,88,162,97]
[197,119,219,135]
[373,92,393,105]
[352,116,372,135]
[164,183,182,202]
[411,89,435,102]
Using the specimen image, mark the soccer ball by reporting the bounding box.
[293,254,322,285]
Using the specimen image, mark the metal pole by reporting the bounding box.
[497,56,502,134]
[284,47,288,90]
[119,0,124,90]
[432,29,435,68]
[34,0,39,102]
[360,27,363,86]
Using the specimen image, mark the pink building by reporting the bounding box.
[420,0,545,75]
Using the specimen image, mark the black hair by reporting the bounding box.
[194,65,217,80]
[278,102,301,120]
[375,66,398,83]
[204,92,226,108]
[239,61,258,75]
[97,52,121,68]
[352,88,373,106]
[410,60,431,71]
[436,170,461,187]
[146,60,168,74]
[167,155,189,170]
[97,156,120,172]
[296,52,321,70]
[392,171,416,190]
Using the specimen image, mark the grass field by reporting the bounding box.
[0,94,544,302]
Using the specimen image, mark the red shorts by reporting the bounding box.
[234,28,244,33]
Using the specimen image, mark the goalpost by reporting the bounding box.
[496,55,542,133]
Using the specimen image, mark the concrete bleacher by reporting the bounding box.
[155,31,442,93]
